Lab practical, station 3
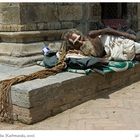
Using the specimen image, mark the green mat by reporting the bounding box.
[93,61,137,74]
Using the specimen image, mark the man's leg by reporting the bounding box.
[134,54,140,61]
[131,40,140,61]
[136,31,140,42]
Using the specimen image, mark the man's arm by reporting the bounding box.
[88,28,136,41]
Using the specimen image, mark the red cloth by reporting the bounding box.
[103,19,127,29]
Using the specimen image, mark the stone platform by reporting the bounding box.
[0,30,64,67]
[1,63,140,124]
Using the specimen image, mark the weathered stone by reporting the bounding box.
[61,22,74,29]
[0,30,63,66]
[0,42,45,56]
[0,29,67,42]
[37,23,48,30]
[0,3,20,24]
[0,55,43,67]
[20,3,59,24]
[0,3,139,32]
[0,41,59,67]
[91,4,101,17]
[0,64,44,80]
[47,22,61,30]
[11,72,84,108]
[0,29,66,66]
[9,64,140,124]
[13,105,52,124]
[47,42,62,51]
[58,4,83,21]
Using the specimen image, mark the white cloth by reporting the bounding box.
[65,53,89,59]
[100,35,135,61]
[56,51,89,59]
[135,42,140,54]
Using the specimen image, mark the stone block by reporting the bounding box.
[37,23,48,30]
[58,5,83,21]
[61,22,74,29]
[0,30,66,66]
[0,64,44,80]
[9,64,140,124]
[47,22,61,30]
[0,55,43,67]
[11,72,98,124]
[0,3,20,24]
[0,42,45,57]
[20,3,59,24]
[0,29,67,43]
[89,4,101,18]
[11,72,84,108]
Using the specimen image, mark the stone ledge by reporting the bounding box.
[0,41,62,66]
[0,29,69,43]
[0,55,43,67]
[0,23,73,32]
[10,64,140,124]
[0,42,45,57]
[0,41,62,57]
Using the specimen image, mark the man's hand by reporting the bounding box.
[88,30,102,38]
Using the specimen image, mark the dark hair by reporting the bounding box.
[62,29,83,40]
[61,29,84,51]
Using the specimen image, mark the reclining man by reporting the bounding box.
[63,28,140,61]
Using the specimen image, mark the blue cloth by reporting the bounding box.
[66,57,102,70]
[43,52,58,68]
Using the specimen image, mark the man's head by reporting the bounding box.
[62,29,84,50]
[68,33,81,45]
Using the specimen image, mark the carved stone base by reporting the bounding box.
[0,42,45,57]
[0,55,44,67]
[0,30,65,66]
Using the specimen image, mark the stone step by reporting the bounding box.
[0,41,61,66]
[7,63,140,124]
[0,55,44,67]
[0,64,44,81]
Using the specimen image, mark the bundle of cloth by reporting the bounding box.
[37,45,137,75]
[38,27,140,75]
